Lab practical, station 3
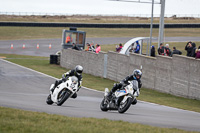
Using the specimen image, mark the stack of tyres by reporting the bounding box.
[50,55,58,64]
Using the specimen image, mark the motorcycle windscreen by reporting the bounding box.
[131,80,138,91]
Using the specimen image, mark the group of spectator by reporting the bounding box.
[71,42,101,54]
[185,41,200,59]
[72,40,200,59]
[151,43,182,57]
[85,42,101,54]
[154,41,200,59]
[115,41,141,54]
[156,43,180,57]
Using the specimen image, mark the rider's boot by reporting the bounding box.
[51,80,60,93]
[50,85,56,94]
[106,83,119,100]
[106,91,113,101]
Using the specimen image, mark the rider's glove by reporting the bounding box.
[62,74,66,79]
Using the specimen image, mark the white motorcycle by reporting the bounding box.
[46,76,79,106]
[100,80,139,113]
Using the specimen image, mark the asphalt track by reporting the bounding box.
[0,59,200,132]
[0,37,200,57]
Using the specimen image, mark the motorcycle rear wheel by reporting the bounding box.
[118,97,132,113]
[46,94,53,105]
[57,89,71,106]
[100,98,108,111]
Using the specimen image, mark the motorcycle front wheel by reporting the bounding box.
[100,98,108,111]
[57,89,71,106]
[118,97,132,113]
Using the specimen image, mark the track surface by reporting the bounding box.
[0,59,200,132]
[0,37,200,57]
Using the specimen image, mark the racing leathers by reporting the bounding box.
[107,74,142,104]
[51,69,82,98]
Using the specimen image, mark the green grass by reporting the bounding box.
[1,107,198,133]
[0,26,200,40]
[1,53,200,113]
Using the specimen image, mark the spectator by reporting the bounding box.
[85,43,90,51]
[172,47,182,56]
[164,44,172,56]
[150,45,155,57]
[72,43,80,51]
[191,42,197,58]
[134,41,140,54]
[66,35,72,43]
[158,43,165,55]
[116,43,123,52]
[129,43,135,53]
[95,44,101,54]
[185,41,193,57]
[89,42,95,52]
[195,46,200,59]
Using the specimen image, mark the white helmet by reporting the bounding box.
[75,65,83,75]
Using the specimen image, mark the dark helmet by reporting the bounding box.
[133,69,142,80]
[75,65,83,76]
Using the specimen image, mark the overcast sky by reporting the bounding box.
[0,0,199,16]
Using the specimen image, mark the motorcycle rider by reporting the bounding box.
[51,65,83,98]
[107,69,142,105]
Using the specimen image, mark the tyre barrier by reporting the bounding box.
[0,22,200,28]
[50,54,58,65]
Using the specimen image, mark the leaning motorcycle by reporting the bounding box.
[100,80,139,113]
[46,76,79,106]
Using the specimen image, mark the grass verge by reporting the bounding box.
[1,53,200,113]
[0,26,200,40]
[1,106,198,133]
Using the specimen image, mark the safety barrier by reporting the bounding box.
[1,22,200,28]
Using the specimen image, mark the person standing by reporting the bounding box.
[172,47,182,56]
[191,43,197,58]
[134,41,140,54]
[158,43,165,55]
[195,46,200,59]
[95,44,101,54]
[116,43,123,52]
[89,42,95,52]
[164,44,172,57]
[185,41,193,57]
[150,45,155,57]
[72,43,80,51]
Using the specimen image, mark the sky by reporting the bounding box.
[0,0,200,17]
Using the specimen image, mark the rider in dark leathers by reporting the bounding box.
[107,69,142,104]
[51,65,83,98]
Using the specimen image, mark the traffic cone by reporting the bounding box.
[37,44,39,49]
[22,44,25,49]
[49,44,52,49]
[11,44,13,49]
